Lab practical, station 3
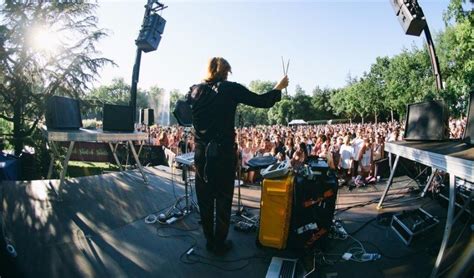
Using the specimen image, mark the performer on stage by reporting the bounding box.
[187,57,289,254]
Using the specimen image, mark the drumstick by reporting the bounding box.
[281,56,286,75]
[281,57,289,95]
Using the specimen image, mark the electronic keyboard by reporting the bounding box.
[175,152,195,166]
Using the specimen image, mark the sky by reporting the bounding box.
[94,0,450,95]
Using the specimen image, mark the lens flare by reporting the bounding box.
[28,25,61,54]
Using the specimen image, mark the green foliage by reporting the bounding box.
[248,80,276,95]
[84,78,152,119]
[311,86,336,120]
[438,1,473,116]
[237,80,276,126]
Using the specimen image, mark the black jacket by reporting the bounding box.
[187,81,281,146]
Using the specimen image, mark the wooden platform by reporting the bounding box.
[0,166,471,278]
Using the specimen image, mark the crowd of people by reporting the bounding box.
[143,117,467,187]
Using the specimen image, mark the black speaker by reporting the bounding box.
[173,100,192,127]
[135,13,166,53]
[45,96,82,130]
[103,104,134,132]
[391,0,426,36]
[140,108,154,126]
[463,91,474,145]
[139,109,144,125]
[404,100,449,141]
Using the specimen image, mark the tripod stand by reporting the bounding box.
[233,114,258,225]
[174,127,199,216]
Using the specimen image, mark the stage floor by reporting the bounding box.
[0,166,471,278]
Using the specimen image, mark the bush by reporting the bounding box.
[82,118,101,130]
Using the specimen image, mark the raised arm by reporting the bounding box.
[229,75,289,108]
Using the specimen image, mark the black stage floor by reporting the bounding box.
[0,166,471,278]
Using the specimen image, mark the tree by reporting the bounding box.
[311,86,335,120]
[0,2,113,154]
[248,80,276,95]
[294,84,306,96]
[268,96,293,125]
[330,88,356,123]
[236,80,276,126]
[84,78,148,120]
[438,0,473,116]
[365,57,389,123]
[383,47,434,120]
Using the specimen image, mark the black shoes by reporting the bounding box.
[206,240,214,251]
[206,239,233,255]
[214,240,233,255]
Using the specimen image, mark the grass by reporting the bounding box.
[67,161,120,177]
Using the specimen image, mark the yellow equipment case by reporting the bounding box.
[258,174,294,249]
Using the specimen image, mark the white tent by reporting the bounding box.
[288,119,307,125]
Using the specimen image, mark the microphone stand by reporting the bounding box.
[236,113,244,215]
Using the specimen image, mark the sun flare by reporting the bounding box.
[28,25,61,54]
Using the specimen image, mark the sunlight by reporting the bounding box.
[28,25,61,55]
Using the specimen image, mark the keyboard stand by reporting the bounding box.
[174,128,199,217]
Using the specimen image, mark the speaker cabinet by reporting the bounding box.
[173,100,192,127]
[103,104,134,132]
[463,91,474,145]
[404,100,449,141]
[391,0,426,36]
[135,14,166,53]
[140,108,154,126]
[45,96,82,130]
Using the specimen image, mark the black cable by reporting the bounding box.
[360,240,432,260]
[346,217,377,236]
[155,218,270,272]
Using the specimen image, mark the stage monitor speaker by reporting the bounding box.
[103,104,134,132]
[463,91,474,145]
[45,96,82,130]
[404,100,449,141]
[135,13,166,53]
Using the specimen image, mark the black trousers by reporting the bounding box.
[194,144,236,244]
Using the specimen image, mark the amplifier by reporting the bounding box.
[306,158,330,180]
[391,208,439,245]
[259,174,294,249]
[287,171,338,250]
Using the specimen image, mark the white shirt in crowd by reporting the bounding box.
[352,137,364,161]
[339,144,354,169]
